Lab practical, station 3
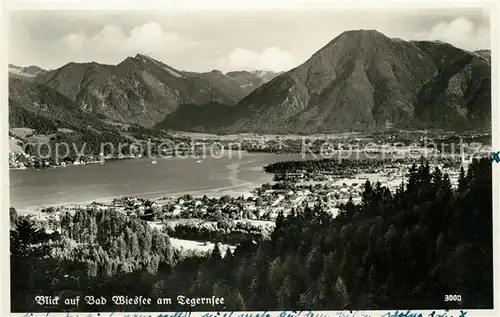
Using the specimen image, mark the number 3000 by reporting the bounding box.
[444,295,462,302]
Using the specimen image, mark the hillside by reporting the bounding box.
[412,42,491,130]
[154,102,235,133]
[33,54,273,127]
[9,77,130,156]
[156,30,491,134]
[9,77,108,132]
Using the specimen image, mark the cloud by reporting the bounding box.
[87,25,126,50]
[63,33,86,50]
[123,22,180,52]
[61,22,182,54]
[411,17,489,51]
[224,47,297,72]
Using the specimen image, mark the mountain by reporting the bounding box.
[9,64,46,80]
[156,30,491,133]
[153,68,284,132]
[250,70,284,82]
[153,102,234,133]
[33,54,262,127]
[9,77,113,133]
[196,69,277,98]
[225,70,280,93]
[411,41,491,130]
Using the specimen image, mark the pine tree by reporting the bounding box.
[277,275,295,309]
[267,257,284,297]
[231,289,247,310]
[211,242,223,261]
[431,167,443,195]
[366,264,379,307]
[225,246,233,260]
[361,180,373,207]
[275,210,285,230]
[407,164,418,192]
[345,196,355,216]
[86,260,99,277]
[314,269,329,306]
[335,276,349,308]
[442,173,452,192]
[458,166,467,193]
[10,218,46,257]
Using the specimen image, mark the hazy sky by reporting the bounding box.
[8,7,491,72]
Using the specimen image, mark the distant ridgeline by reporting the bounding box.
[10,158,492,312]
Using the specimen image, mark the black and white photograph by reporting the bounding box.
[3,1,498,315]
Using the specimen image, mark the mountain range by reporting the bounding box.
[9,56,279,134]
[157,30,491,133]
[9,30,491,135]
[29,55,279,127]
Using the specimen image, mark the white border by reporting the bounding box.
[1,0,497,11]
[1,0,10,315]
[492,1,500,316]
[1,1,498,316]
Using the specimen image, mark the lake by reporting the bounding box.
[10,152,309,213]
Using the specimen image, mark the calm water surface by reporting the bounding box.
[10,152,309,213]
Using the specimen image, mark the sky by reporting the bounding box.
[8,7,491,73]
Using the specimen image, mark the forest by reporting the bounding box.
[10,158,492,312]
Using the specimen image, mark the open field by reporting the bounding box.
[169,238,235,256]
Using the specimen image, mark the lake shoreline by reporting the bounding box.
[13,177,260,215]
[10,152,287,214]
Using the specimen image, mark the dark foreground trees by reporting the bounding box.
[10,158,493,311]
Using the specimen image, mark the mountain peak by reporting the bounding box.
[316,29,393,54]
[332,29,389,44]
[134,53,157,62]
[340,29,384,36]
